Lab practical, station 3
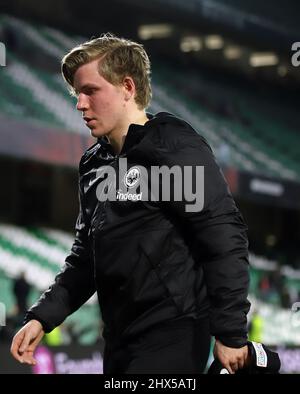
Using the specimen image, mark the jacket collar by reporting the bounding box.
[97,113,154,157]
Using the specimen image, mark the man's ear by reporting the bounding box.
[123,76,135,101]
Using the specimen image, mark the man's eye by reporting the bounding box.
[86,88,97,95]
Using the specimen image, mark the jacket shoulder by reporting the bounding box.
[149,114,212,152]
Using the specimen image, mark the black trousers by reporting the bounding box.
[103,317,211,374]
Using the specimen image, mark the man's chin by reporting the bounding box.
[90,129,98,138]
[90,128,106,139]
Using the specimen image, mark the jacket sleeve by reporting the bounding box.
[24,172,96,333]
[154,123,251,348]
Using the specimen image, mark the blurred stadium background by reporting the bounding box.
[0,0,300,374]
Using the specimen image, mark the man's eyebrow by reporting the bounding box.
[74,84,99,94]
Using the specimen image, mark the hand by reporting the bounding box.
[10,320,45,365]
[213,339,249,374]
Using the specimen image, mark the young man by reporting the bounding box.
[11,33,250,374]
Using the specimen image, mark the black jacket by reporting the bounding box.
[25,112,251,348]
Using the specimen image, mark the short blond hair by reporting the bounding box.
[61,33,152,109]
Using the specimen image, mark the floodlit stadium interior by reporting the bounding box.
[0,0,300,374]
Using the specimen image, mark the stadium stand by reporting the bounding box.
[153,65,300,181]
[0,14,298,180]
[0,224,100,345]
[0,222,299,346]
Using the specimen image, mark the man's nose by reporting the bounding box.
[76,94,88,111]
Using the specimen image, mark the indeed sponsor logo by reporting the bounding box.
[116,190,142,201]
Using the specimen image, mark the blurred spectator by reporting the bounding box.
[270,267,291,308]
[257,267,292,308]
[280,285,291,309]
[270,267,284,291]
[264,234,278,261]
[12,272,31,317]
[257,274,271,300]
[257,273,279,304]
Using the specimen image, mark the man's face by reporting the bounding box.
[74,59,126,138]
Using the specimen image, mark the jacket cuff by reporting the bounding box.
[216,335,248,348]
[23,311,54,333]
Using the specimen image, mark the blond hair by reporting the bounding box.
[61,33,152,109]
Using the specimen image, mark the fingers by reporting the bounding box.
[222,356,245,374]
[213,340,248,374]
[237,356,245,370]
[25,331,45,365]
[223,362,237,374]
[20,351,37,366]
[19,330,44,365]
[224,364,234,374]
[19,330,34,354]
[19,330,31,354]
[10,330,25,363]
[230,363,238,374]
[10,326,43,365]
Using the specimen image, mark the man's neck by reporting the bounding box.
[108,111,149,155]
